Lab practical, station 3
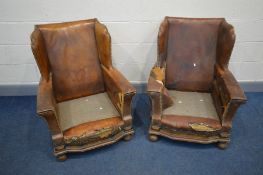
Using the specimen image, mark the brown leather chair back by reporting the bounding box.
[165,17,223,92]
[36,19,105,102]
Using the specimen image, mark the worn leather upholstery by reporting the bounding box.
[148,17,246,146]
[166,18,222,91]
[64,117,124,139]
[39,20,105,102]
[31,19,136,159]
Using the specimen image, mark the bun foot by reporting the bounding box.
[149,134,158,142]
[56,154,67,161]
[123,134,133,141]
[217,141,229,149]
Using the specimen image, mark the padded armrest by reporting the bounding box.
[102,65,136,129]
[216,66,247,103]
[102,65,136,115]
[214,67,246,129]
[102,66,136,95]
[147,66,173,108]
[147,66,173,130]
[37,77,63,142]
[37,77,57,114]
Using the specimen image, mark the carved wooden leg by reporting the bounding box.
[149,134,158,142]
[56,154,67,161]
[123,134,133,141]
[217,141,229,149]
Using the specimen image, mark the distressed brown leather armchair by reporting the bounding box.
[31,19,136,160]
[148,17,246,148]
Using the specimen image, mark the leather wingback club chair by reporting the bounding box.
[148,17,246,148]
[31,19,136,160]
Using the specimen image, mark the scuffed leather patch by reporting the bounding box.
[189,122,218,132]
[151,67,165,82]
[64,126,122,146]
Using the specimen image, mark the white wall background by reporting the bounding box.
[0,0,263,86]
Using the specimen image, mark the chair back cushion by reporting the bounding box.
[39,20,105,102]
[165,17,222,92]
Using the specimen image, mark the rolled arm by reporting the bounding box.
[37,77,63,145]
[37,77,56,114]
[215,66,247,103]
[102,65,136,129]
[147,65,173,108]
[147,65,173,130]
[215,66,247,129]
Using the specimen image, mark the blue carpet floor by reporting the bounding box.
[0,93,262,175]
